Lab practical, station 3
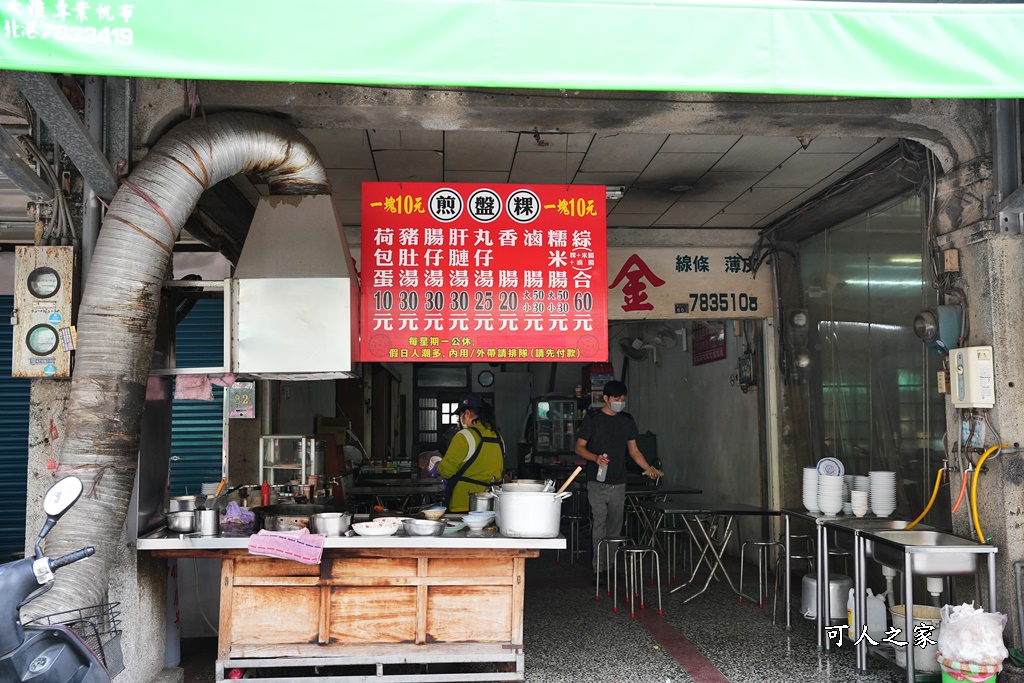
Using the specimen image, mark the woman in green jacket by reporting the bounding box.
[437,393,505,512]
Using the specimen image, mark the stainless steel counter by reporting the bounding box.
[136,526,565,551]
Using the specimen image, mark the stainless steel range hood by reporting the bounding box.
[231,194,360,379]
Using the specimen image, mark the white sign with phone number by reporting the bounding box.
[607,247,774,320]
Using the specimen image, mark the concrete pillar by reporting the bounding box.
[25,379,172,682]
[935,156,1024,643]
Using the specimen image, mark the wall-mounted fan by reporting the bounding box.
[620,336,656,362]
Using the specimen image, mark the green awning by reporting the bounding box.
[1,0,1023,97]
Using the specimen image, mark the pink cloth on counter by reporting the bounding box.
[248,528,325,565]
[173,374,213,401]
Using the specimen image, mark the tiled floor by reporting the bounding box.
[180,550,919,682]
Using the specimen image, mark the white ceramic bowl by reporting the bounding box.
[353,520,400,536]
[464,516,492,530]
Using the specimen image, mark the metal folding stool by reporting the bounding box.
[613,545,663,618]
[773,534,815,625]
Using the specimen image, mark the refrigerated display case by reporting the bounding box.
[532,398,577,455]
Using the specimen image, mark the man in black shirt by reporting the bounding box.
[575,380,663,574]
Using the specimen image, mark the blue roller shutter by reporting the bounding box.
[169,298,225,496]
[0,296,30,561]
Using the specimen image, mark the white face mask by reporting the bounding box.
[610,401,626,413]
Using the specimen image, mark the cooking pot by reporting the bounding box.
[493,490,571,538]
[310,512,352,536]
[497,479,554,493]
[254,504,350,532]
[194,509,220,536]
[168,496,197,512]
[469,492,495,512]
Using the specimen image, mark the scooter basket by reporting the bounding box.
[25,602,121,669]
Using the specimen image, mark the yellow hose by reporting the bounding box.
[906,466,944,530]
[971,445,1001,544]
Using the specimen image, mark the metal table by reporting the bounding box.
[640,499,779,603]
[625,487,702,543]
[781,509,915,651]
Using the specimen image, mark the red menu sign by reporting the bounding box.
[360,182,608,362]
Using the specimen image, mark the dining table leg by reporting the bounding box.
[784,514,792,631]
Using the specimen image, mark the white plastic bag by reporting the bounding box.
[937,603,1008,665]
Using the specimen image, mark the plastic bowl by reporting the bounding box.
[422,507,447,521]
[403,519,445,537]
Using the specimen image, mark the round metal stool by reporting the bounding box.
[655,526,692,585]
[595,535,630,601]
[557,513,590,567]
[773,534,816,625]
[827,545,851,576]
[613,544,663,618]
[739,539,784,608]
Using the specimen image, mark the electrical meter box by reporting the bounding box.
[12,246,75,378]
[950,345,994,409]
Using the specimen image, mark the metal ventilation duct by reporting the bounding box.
[231,194,360,379]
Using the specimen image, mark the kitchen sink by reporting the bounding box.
[830,519,918,556]
[866,530,981,575]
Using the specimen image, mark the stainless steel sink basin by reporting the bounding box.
[867,530,980,575]
[831,519,917,556]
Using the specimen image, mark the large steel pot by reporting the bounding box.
[254,504,350,532]
[493,490,571,538]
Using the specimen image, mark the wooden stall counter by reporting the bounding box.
[149,536,562,681]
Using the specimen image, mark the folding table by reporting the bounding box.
[639,499,779,603]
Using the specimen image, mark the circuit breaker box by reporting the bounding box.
[11,246,75,378]
[950,345,995,409]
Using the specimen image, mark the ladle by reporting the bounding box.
[556,466,583,494]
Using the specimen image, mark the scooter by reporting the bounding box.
[0,476,108,682]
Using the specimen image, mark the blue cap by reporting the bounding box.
[452,393,486,414]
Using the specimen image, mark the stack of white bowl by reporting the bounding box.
[803,468,820,513]
[853,475,870,495]
[850,490,869,516]
[817,474,844,515]
[868,471,896,517]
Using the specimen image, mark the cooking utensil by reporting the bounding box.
[166,511,195,533]
[254,504,350,532]
[214,477,227,497]
[468,492,495,512]
[492,490,571,538]
[556,466,583,494]
[310,512,352,536]
[168,496,197,513]
[193,509,220,536]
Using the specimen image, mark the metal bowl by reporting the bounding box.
[166,511,195,533]
[403,518,445,537]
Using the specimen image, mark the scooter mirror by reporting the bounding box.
[42,476,83,519]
